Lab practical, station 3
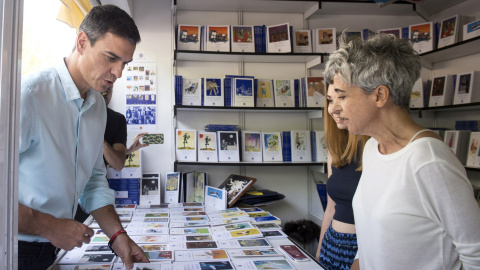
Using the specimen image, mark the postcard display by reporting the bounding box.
[125,58,157,133]
[50,203,323,270]
[453,71,480,105]
[429,75,455,107]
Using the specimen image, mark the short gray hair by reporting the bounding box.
[324,33,421,109]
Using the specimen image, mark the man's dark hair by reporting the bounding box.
[79,4,141,46]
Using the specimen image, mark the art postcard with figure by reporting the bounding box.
[231,25,255,52]
[233,78,255,107]
[454,71,480,105]
[314,28,336,53]
[164,172,180,204]
[177,24,201,51]
[218,174,257,207]
[266,22,291,53]
[290,130,312,162]
[217,131,240,162]
[262,132,283,162]
[203,78,224,106]
[140,173,161,206]
[256,79,275,107]
[176,129,197,161]
[198,131,218,162]
[241,131,263,162]
[205,25,230,52]
[409,22,434,54]
[274,79,295,107]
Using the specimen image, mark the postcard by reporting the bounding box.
[169,241,219,250]
[304,76,325,108]
[53,265,112,270]
[169,227,211,235]
[227,248,282,257]
[438,15,459,48]
[256,79,275,107]
[267,22,291,53]
[217,238,271,249]
[274,79,295,107]
[182,78,202,106]
[139,244,169,252]
[176,129,197,161]
[217,131,240,162]
[131,235,169,244]
[58,253,116,264]
[234,259,296,270]
[111,263,167,270]
[262,132,283,161]
[203,78,224,106]
[429,75,455,107]
[213,228,263,240]
[314,28,336,53]
[231,25,255,53]
[145,251,173,261]
[290,130,312,161]
[170,215,209,222]
[409,78,424,108]
[254,223,282,231]
[409,22,434,54]
[377,27,402,39]
[169,234,213,242]
[261,229,288,238]
[234,78,255,107]
[453,71,480,105]
[170,221,211,228]
[177,24,201,51]
[175,249,229,261]
[205,185,227,210]
[140,174,161,206]
[242,131,263,162]
[205,25,230,52]
[463,19,480,40]
[164,172,181,204]
[466,132,480,168]
[293,30,312,53]
[211,222,254,233]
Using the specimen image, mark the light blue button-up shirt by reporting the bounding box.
[19,60,115,242]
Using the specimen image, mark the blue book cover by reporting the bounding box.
[282,131,292,162]
[251,216,280,222]
[108,178,140,205]
[224,77,232,107]
[401,27,409,40]
[294,79,299,107]
[316,183,327,211]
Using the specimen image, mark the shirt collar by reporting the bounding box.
[55,58,97,107]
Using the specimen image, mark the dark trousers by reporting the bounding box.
[18,241,58,270]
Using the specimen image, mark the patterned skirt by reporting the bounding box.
[319,224,358,270]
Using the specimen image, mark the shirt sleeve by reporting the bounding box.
[415,159,480,269]
[19,87,38,154]
[78,125,115,214]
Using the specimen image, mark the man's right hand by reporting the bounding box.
[43,218,94,250]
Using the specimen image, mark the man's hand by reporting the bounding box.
[43,219,94,250]
[111,233,149,269]
[18,204,94,251]
[126,132,149,155]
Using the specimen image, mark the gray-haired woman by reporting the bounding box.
[324,33,480,269]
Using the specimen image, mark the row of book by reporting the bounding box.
[409,71,480,108]
[176,15,480,55]
[51,203,317,270]
[176,129,327,163]
[174,75,325,108]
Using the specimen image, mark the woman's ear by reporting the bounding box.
[374,85,390,108]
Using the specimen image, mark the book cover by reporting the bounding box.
[218,174,257,207]
[377,27,402,39]
[312,130,328,162]
[453,71,480,105]
[197,131,218,162]
[164,172,180,204]
[231,25,255,52]
[463,19,480,41]
[120,150,142,179]
[429,75,455,107]
[107,178,140,205]
[241,131,263,162]
[305,76,325,107]
[234,78,255,107]
[140,173,161,206]
[274,79,295,107]
[344,30,363,43]
[261,132,283,162]
[266,23,291,53]
[205,25,230,52]
[409,22,435,54]
[314,28,336,53]
[438,15,459,48]
[177,24,201,51]
[182,78,202,106]
[290,130,312,162]
[217,131,240,162]
[409,78,424,108]
[466,132,480,168]
[204,186,227,210]
[184,172,207,203]
[293,30,312,53]
[203,78,224,106]
[176,129,197,161]
[256,79,275,107]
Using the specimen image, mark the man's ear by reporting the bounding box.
[76,32,89,54]
[374,85,390,108]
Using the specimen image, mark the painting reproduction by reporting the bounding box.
[218,174,257,207]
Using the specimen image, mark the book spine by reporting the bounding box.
[282,131,292,162]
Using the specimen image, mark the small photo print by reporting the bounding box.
[317,29,333,44]
[458,74,471,94]
[432,77,446,96]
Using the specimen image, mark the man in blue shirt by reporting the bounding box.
[18,5,148,270]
